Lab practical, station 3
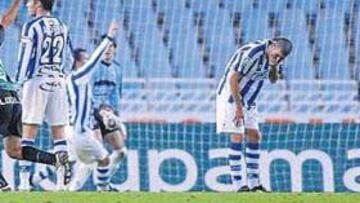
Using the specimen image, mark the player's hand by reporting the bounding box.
[269,66,279,83]
[233,106,244,127]
[107,21,118,38]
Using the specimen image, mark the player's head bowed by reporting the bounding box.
[267,37,293,67]
[27,0,55,16]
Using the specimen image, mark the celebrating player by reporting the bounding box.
[16,0,72,191]
[66,21,119,191]
[68,35,127,191]
[216,38,292,192]
[90,35,127,177]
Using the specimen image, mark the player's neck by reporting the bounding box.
[101,60,111,66]
[35,10,51,18]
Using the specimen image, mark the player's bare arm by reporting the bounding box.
[229,71,244,127]
[107,21,118,38]
[0,0,21,28]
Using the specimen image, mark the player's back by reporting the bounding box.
[17,15,70,84]
[217,39,270,108]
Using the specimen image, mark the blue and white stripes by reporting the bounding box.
[16,15,71,84]
[216,39,270,109]
[95,165,111,190]
[228,142,244,190]
[246,143,260,189]
[54,139,67,153]
[67,37,112,134]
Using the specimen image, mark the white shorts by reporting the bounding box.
[68,127,108,164]
[216,95,259,134]
[21,79,68,126]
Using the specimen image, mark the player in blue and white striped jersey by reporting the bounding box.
[216,38,292,192]
[66,22,118,191]
[16,0,72,191]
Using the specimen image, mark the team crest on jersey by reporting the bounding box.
[241,57,252,71]
[250,69,269,80]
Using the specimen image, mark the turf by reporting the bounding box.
[0,192,360,203]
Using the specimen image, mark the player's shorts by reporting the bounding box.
[21,79,68,126]
[92,104,120,136]
[68,127,108,164]
[0,90,22,138]
[216,95,259,134]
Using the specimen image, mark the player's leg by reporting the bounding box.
[68,161,95,191]
[244,129,262,191]
[47,87,71,190]
[19,80,47,191]
[71,131,111,191]
[18,124,38,191]
[100,120,127,176]
[229,133,248,191]
[95,156,112,191]
[244,107,268,192]
[216,96,247,191]
[93,107,127,177]
[51,126,71,190]
[0,172,10,191]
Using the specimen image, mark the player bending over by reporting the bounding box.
[216,38,292,192]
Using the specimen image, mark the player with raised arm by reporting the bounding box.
[67,35,127,191]
[66,22,119,191]
[90,35,127,178]
[216,38,292,192]
[16,0,72,191]
[0,0,69,192]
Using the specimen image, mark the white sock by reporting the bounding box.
[95,165,111,191]
[229,142,244,191]
[246,143,260,189]
[109,148,127,176]
[69,162,94,191]
[18,139,35,191]
[54,139,68,191]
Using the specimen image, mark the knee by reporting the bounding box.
[231,134,243,143]
[98,157,110,166]
[5,146,22,159]
[112,148,127,161]
[247,130,261,143]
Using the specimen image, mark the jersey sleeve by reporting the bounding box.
[16,22,35,84]
[71,36,112,83]
[236,44,265,77]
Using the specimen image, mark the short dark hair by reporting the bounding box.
[272,37,293,57]
[73,48,87,61]
[39,0,55,11]
[100,34,117,48]
[72,48,87,70]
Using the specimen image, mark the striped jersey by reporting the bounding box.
[16,15,72,85]
[90,61,122,112]
[217,39,272,109]
[67,37,112,134]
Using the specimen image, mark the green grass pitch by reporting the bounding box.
[1,192,360,203]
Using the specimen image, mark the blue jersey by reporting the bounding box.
[67,37,112,133]
[217,39,276,109]
[16,15,72,84]
[90,61,122,112]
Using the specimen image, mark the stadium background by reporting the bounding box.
[0,0,359,192]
